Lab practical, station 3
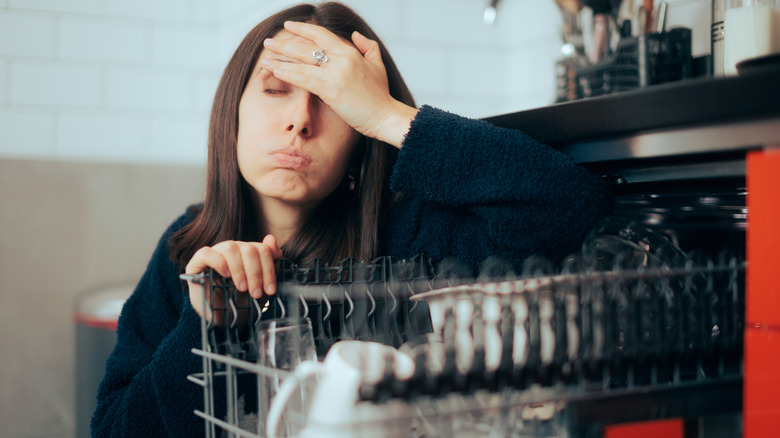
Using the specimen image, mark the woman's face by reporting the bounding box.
[236,30,361,212]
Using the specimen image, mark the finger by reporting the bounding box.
[265,60,329,96]
[262,234,283,259]
[283,20,345,51]
[239,243,264,299]
[213,241,248,292]
[186,246,230,278]
[351,31,381,63]
[256,242,278,295]
[351,31,386,84]
[263,37,321,66]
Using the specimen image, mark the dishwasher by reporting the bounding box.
[184,71,779,438]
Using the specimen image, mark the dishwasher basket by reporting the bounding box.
[185,231,745,438]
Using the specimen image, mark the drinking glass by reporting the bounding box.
[256,317,317,437]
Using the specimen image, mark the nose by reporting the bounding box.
[285,91,316,138]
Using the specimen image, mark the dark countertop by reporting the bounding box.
[484,65,780,147]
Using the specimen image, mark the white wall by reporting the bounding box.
[0,0,569,166]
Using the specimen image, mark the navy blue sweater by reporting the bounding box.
[92,106,612,437]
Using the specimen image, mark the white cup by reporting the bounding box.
[723,0,780,74]
[266,341,415,438]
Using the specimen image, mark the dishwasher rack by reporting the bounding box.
[185,231,745,437]
[184,254,441,438]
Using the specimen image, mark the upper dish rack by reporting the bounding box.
[185,221,745,437]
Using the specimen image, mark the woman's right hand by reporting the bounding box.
[261,21,418,149]
[185,235,283,325]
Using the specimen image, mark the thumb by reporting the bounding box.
[352,31,382,64]
[262,234,283,258]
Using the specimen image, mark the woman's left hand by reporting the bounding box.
[260,21,417,148]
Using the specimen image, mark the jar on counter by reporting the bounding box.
[722,0,780,75]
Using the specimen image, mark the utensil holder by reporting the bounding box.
[556,27,693,102]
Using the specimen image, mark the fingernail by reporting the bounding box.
[267,284,276,295]
[260,59,271,67]
[263,38,274,47]
[238,280,247,291]
[252,288,261,298]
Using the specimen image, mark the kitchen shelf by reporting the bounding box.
[484,66,780,152]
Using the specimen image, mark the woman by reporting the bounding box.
[92,2,612,437]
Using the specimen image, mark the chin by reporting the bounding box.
[253,177,333,207]
[260,186,316,205]
[257,175,305,196]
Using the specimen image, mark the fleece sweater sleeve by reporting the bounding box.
[387,105,613,265]
[91,211,206,438]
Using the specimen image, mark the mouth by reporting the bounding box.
[269,148,312,170]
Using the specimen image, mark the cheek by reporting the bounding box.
[236,103,274,162]
[330,131,361,171]
[328,120,361,159]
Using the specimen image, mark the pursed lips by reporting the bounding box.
[269,148,312,170]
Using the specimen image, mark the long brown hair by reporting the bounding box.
[169,2,415,268]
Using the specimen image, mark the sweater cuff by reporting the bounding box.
[390,105,447,194]
[390,104,515,200]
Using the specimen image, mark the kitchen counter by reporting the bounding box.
[485,65,780,166]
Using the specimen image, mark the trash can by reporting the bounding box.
[74,284,134,438]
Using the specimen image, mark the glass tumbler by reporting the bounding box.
[256,317,317,437]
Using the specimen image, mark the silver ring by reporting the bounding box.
[312,49,329,66]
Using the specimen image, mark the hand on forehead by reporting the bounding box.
[262,22,356,67]
[261,30,310,64]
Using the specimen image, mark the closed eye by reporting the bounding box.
[263,89,289,96]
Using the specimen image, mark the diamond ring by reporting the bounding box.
[312,50,329,66]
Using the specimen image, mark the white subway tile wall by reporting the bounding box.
[11,61,103,107]
[150,26,218,68]
[191,0,219,25]
[0,0,565,166]
[0,12,56,58]
[103,0,191,22]
[150,114,209,164]
[0,59,8,104]
[56,111,148,161]
[57,17,147,63]
[0,108,55,156]
[106,68,192,111]
[8,0,102,14]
